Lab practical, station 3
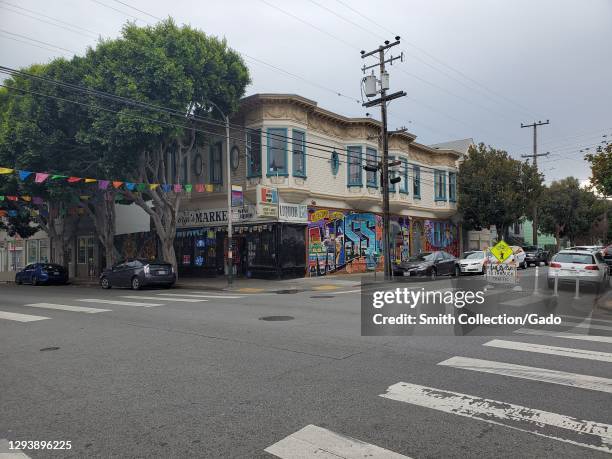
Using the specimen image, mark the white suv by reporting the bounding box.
[547,249,610,290]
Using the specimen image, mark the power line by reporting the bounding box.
[0,34,69,55]
[0,29,78,54]
[110,0,163,21]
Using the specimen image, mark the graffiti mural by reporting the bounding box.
[422,219,459,257]
[307,208,382,275]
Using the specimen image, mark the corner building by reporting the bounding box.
[175,94,461,279]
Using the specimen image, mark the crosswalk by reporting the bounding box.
[0,291,246,323]
[266,314,612,457]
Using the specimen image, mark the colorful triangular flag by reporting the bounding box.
[113,181,123,189]
[161,184,172,192]
[85,178,97,183]
[67,177,82,183]
[18,170,32,181]
[98,180,110,190]
[35,173,50,183]
[185,184,192,193]
[125,182,136,191]
[0,167,14,174]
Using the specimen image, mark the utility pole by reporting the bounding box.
[521,120,549,246]
[361,37,406,280]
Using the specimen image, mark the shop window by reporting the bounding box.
[449,172,457,202]
[347,146,362,187]
[39,239,49,263]
[26,240,38,264]
[413,165,421,198]
[267,128,288,176]
[400,158,409,194]
[77,236,95,265]
[247,129,262,177]
[434,170,447,201]
[366,147,377,187]
[210,142,223,185]
[292,129,306,177]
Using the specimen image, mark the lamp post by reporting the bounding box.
[207,101,233,286]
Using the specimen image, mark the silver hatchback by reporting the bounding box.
[547,249,610,289]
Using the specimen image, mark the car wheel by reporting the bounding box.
[131,276,141,290]
[544,260,549,266]
[454,266,461,277]
[430,269,437,281]
[100,276,111,289]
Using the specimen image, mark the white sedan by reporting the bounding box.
[547,249,610,289]
[456,251,486,275]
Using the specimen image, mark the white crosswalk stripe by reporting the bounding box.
[120,295,207,303]
[264,424,410,459]
[483,339,612,362]
[560,314,612,325]
[438,356,612,393]
[24,303,111,314]
[0,310,50,322]
[154,293,243,299]
[380,382,612,454]
[77,298,163,307]
[560,320,612,332]
[514,327,612,343]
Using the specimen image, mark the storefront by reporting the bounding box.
[306,207,459,276]
[175,203,307,279]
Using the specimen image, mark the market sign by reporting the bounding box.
[177,205,257,228]
[256,184,278,218]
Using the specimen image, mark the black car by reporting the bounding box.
[15,263,69,285]
[100,259,175,290]
[603,244,612,274]
[522,245,549,266]
[393,251,457,279]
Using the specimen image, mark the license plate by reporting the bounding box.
[158,270,167,275]
[53,271,59,275]
[403,271,410,277]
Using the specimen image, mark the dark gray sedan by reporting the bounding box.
[100,259,176,290]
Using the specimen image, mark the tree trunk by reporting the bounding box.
[554,226,561,252]
[85,192,118,269]
[160,238,178,279]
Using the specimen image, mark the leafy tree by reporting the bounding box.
[538,177,600,250]
[82,19,250,273]
[585,144,612,244]
[458,143,542,240]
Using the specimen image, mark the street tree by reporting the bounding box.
[538,177,600,250]
[457,143,543,240]
[82,19,250,274]
[585,144,612,243]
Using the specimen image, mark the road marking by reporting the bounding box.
[438,356,612,393]
[560,320,612,332]
[379,382,612,454]
[329,289,362,294]
[514,327,612,343]
[155,293,243,299]
[264,424,410,459]
[500,295,550,307]
[24,303,111,314]
[0,311,50,322]
[483,339,612,363]
[120,295,207,303]
[77,299,163,307]
[560,314,612,325]
[0,438,31,458]
[312,285,340,291]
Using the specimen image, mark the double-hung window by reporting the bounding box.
[400,158,409,194]
[267,128,288,176]
[449,171,457,202]
[210,141,223,185]
[434,170,447,201]
[366,147,377,187]
[413,165,421,198]
[292,129,306,177]
[347,146,362,187]
[246,129,262,177]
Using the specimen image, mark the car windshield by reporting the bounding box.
[408,253,435,262]
[522,246,538,251]
[554,253,595,264]
[462,252,484,259]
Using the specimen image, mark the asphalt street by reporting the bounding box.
[1,266,611,458]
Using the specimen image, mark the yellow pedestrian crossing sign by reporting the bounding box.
[490,240,512,263]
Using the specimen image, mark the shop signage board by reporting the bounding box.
[256,184,278,218]
[278,203,308,223]
[231,185,244,207]
[485,263,517,284]
[177,205,258,228]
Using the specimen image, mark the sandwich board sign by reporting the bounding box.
[486,240,517,284]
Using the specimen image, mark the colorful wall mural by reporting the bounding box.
[307,207,459,275]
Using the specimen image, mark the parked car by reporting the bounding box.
[100,259,175,290]
[603,244,612,273]
[569,245,602,253]
[522,245,549,266]
[393,251,457,279]
[547,249,610,290]
[509,246,527,269]
[455,250,486,276]
[15,263,69,285]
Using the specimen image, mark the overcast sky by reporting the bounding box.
[1,0,610,184]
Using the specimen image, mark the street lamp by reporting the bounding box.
[206,101,233,286]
